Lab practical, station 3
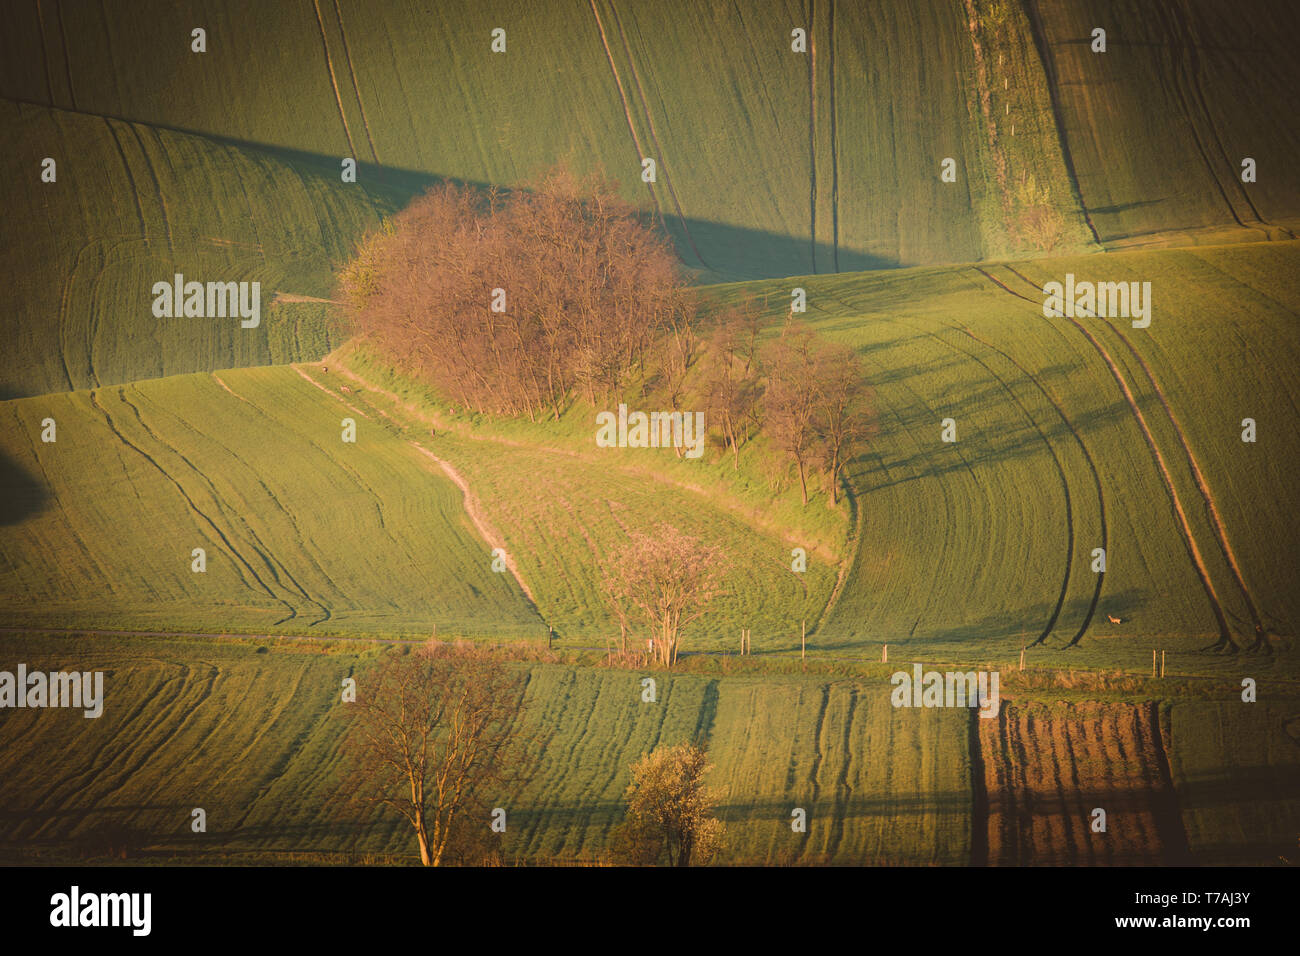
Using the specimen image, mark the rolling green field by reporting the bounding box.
[2,0,1298,869]
[1029,0,1300,247]
[6,242,1296,670]
[6,0,1292,279]
[0,367,540,636]
[699,243,1300,668]
[0,633,968,865]
[0,360,836,645]
[0,98,408,398]
[1167,700,1300,865]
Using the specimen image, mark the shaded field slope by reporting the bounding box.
[0,98,408,398]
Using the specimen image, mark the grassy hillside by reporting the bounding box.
[0,367,541,636]
[703,242,1300,667]
[0,359,837,644]
[3,634,1291,864]
[0,98,410,398]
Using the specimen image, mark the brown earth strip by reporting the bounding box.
[975,700,1189,864]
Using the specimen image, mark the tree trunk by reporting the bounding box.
[415,815,433,866]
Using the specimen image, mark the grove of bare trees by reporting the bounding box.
[338,164,874,505]
[340,166,691,422]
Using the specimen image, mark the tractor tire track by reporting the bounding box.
[953,325,1107,647]
[120,387,334,626]
[227,372,410,557]
[1021,0,1101,245]
[333,0,381,165]
[607,0,708,269]
[1103,317,1268,648]
[807,0,819,272]
[33,0,55,104]
[980,266,1237,650]
[54,0,77,111]
[88,388,299,626]
[588,0,668,233]
[1161,0,1266,229]
[312,0,359,163]
[126,123,175,253]
[879,293,1080,646]
[828,0,840,272]
[1004,263,1264,644]
[1147,0,1258,234]
[56,241,99,391]
[101,119,148,239]
[933,330,1076,646]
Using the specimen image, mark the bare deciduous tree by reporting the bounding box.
[811,341,874,504]
[602,524,729,667]
[338,641,527,866]
[762,322,824,504]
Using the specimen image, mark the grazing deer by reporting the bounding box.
[321,366,327,373]
[1107,614,1123,625]
[340,385,352,394]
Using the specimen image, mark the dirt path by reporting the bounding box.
[308,355,841,562]
[405,442,538,607]
[273,293,343,305]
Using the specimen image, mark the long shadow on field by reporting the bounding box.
[0,100,896,286]
[854,400,1133,492]
[0,447,49,526]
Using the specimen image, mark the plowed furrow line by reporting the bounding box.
[333,0,380,165]
[312,0,359,162]
[120,388,333,626]
[88,389,298,625]
[954,325,1107,646]
[1104,318,1266,644]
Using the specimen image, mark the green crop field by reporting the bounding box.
[1,0,1298,874]
[0,633,972,865]
[1028,0,1300,248]
[0,367,540,636]
[0,98,409,399]
[5,0,1290,279]
[3,634,1291,865]
[697,243,1300,672]
[1167,700,1300,864]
